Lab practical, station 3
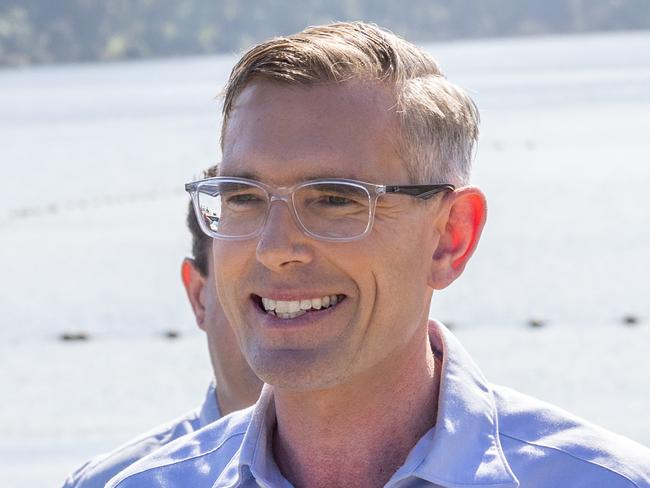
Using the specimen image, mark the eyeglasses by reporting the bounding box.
[185,177,454,242]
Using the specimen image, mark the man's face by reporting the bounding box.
[214,81,442,390]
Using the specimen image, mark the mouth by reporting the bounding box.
[252,294,347,320]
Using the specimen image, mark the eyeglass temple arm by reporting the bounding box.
[384,184,455,199]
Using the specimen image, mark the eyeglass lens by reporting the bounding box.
[196,181,372,239]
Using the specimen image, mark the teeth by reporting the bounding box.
[260,294,343,316]
[277,310,306,319]
[262,297,275,310]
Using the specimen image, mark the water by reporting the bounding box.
[2,31,649,339]
[1,31,650,486]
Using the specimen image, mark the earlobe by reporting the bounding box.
[428,187,487,290]
[181,258,208,330]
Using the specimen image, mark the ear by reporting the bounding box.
[428,186,487,290]
[181,258,208,331]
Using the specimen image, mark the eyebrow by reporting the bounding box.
[308,182,366,196]
[219,170,263,181]
[219,169,362,182]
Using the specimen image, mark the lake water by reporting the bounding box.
[1,31,649,486]
[1,31,649,338]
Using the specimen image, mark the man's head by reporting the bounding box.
[221,21,479,187]
[209,22,486,392]
[182,164,262,412]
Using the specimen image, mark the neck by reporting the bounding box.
[214,371,263,416]
[273,325,440,488]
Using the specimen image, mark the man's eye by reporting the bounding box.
[225,193,263,205]
[323,195,352,206]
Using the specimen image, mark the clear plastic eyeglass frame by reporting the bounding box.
[184,176,455,242]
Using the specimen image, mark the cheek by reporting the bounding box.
[378,223,432,273]
[211,241,251,324]
[334,235,427,315]
[206,310,239,350]
[213,241,247,287]
[371,227,435,306]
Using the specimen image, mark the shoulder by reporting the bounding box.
[106,406,254,488]
[491,384,650,488]
[62,407,203,488]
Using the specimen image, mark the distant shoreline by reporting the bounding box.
[3,28,649,72]
[3,0,650,69]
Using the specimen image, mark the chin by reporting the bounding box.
[248,348,349,392]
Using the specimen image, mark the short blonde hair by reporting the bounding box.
[221,21,479,185]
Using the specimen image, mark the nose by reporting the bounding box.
[255,199,314,271]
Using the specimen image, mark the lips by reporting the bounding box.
[256,294,346,319]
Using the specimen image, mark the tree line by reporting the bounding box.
[1,0,649,67]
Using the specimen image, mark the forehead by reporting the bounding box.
[221,81,406,184]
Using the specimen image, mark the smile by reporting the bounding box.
[256,294,346,319]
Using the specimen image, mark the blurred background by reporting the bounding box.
[1,1,649,486]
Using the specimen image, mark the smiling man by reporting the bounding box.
[108,22,650,488]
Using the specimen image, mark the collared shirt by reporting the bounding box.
[61,382,221,488]
[106,322,650,488]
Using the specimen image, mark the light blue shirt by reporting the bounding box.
[61,382,221,488]
[107,323,650,487]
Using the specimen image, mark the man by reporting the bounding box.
[61,166,263,488]
[107,22,650,488]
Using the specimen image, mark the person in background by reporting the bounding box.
[61,165,262,488]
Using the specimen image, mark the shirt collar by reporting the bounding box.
[397,321,519,487]
[217,322,519,488]
[213,385,288,488]
[198,380,222,428]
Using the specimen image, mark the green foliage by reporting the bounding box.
[1,0,649,67]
